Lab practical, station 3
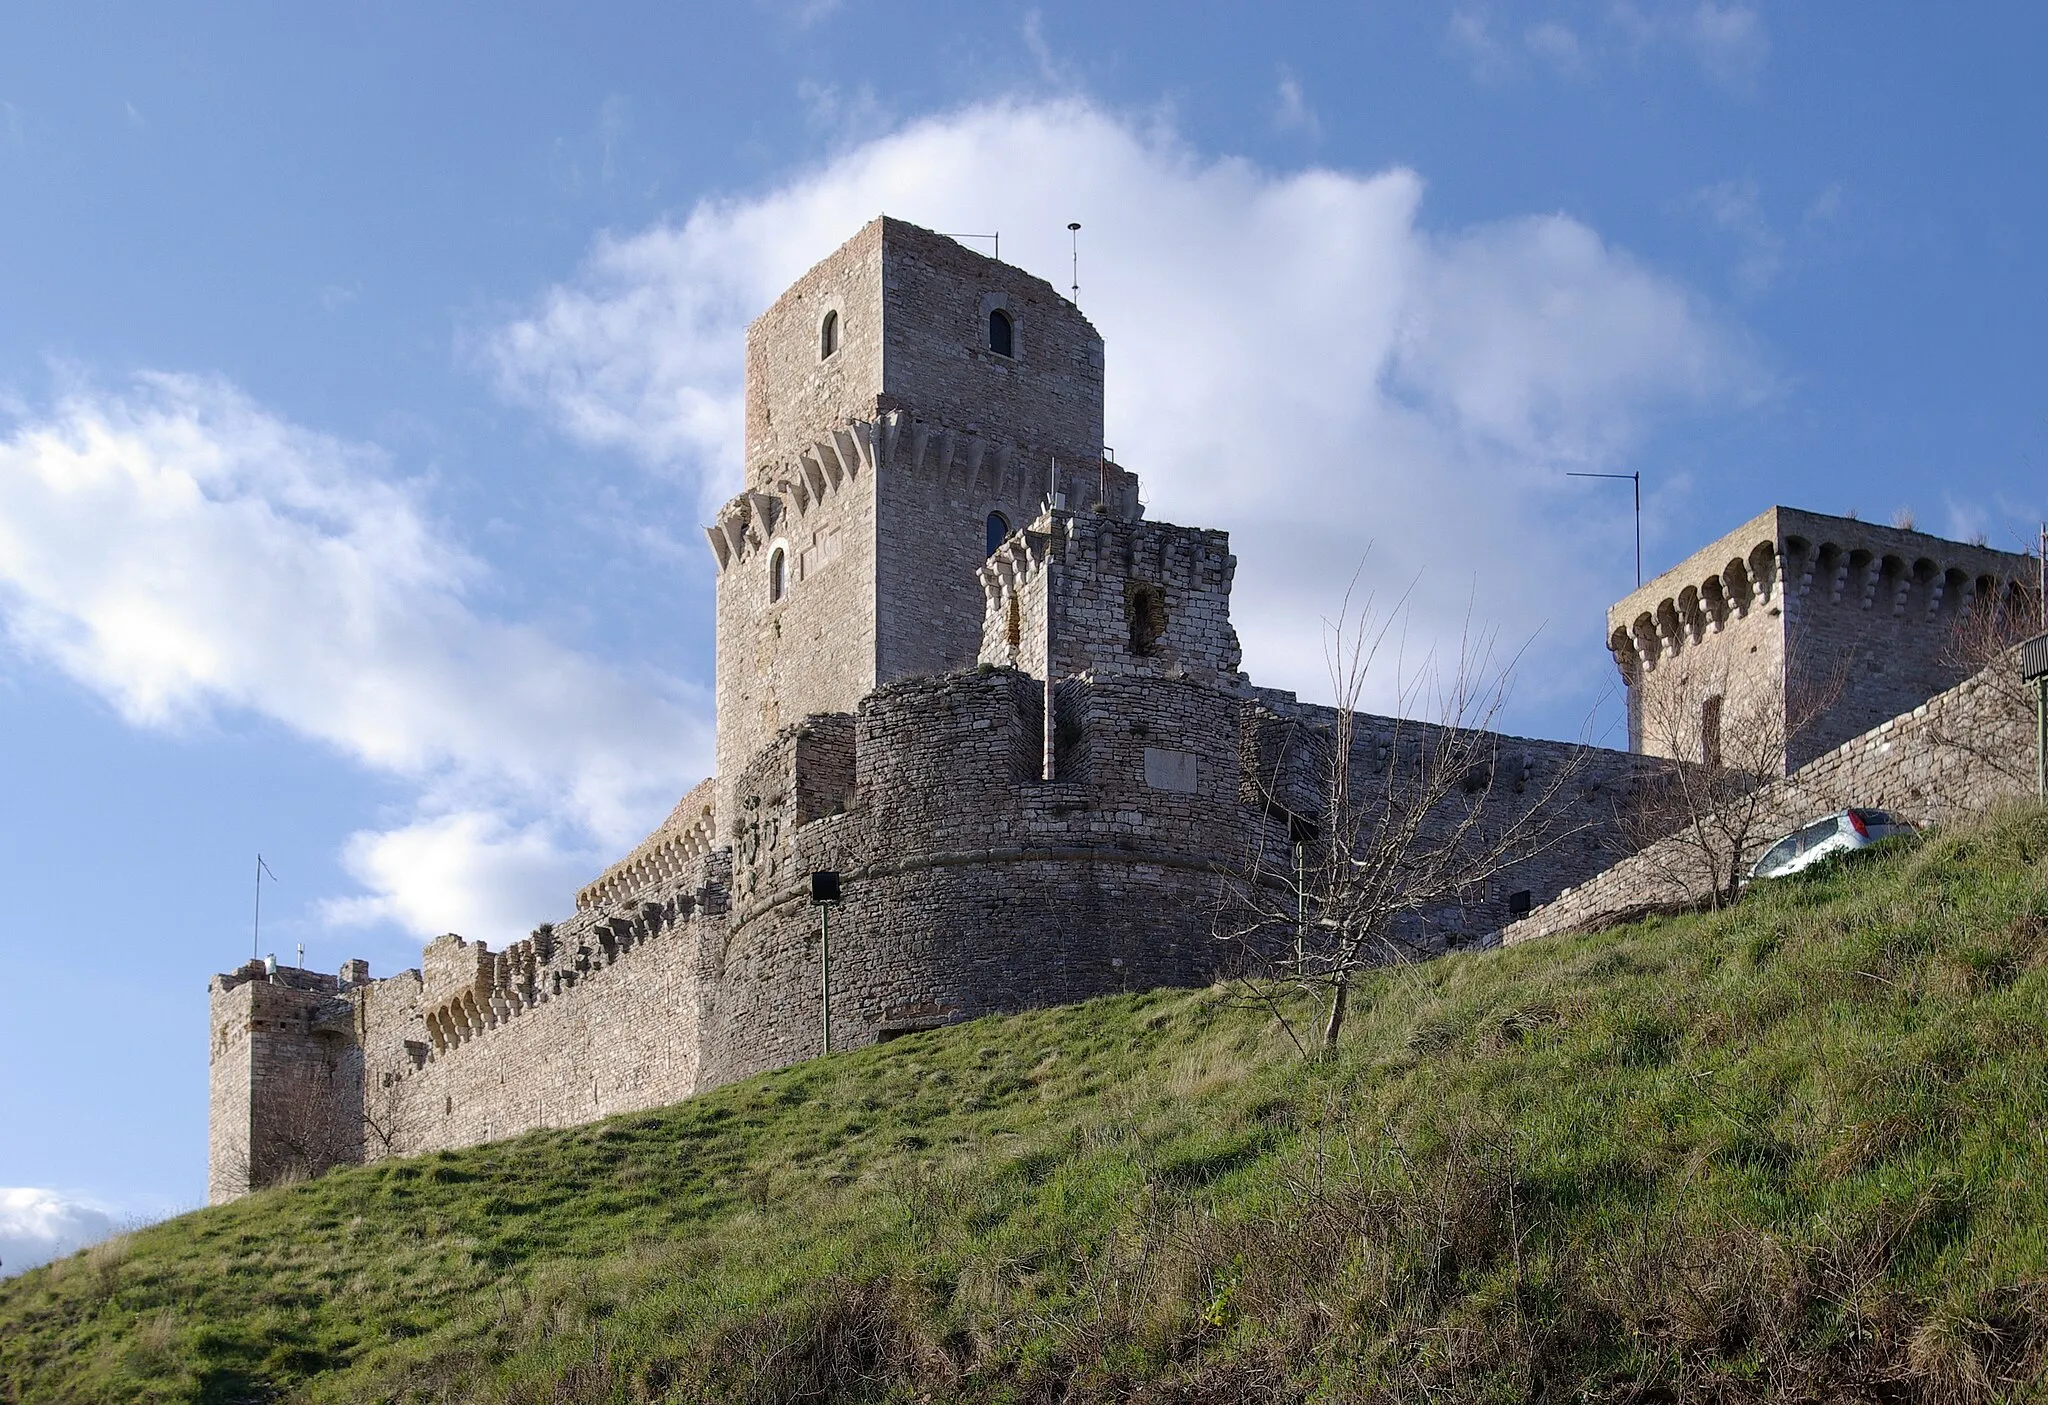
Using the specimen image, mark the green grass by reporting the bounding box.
[9,808,2048,1403]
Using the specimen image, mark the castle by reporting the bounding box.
[207,218,2043,1201]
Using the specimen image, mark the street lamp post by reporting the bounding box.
[810,871,841,1055]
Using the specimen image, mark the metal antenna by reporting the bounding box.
[1067,222,1081,305]
[1568,471,1643,586]
[942,232,1000,260]
[252,854,277,959]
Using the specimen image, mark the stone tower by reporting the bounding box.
[206,959,365,1202]
[1608,506,2038,774]
[705,218,1137,816]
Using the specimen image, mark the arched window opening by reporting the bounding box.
[819,310,839,359]
[1127,582,1167,656]
[985,511,1010,557]
[768,547,788,603]
[988,308,1013,358]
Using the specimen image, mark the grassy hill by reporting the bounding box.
[7,808,2048,1404]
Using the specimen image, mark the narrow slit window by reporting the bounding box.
[769,547,788,603]
[988,308,1013,358]
[819,310,839,359]
[1700,694,1723,770]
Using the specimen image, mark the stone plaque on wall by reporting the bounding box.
[1143,747,1199,793]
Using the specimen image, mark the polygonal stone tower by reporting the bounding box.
[1608,506,2038,774]
[705,218,1137,814]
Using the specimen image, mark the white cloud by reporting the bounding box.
[1458,4,1768,88]
[487,99,1758,724]
[1525,21,1586,75]
[1687,2,1768,87]
[1021,10,1071,88]
[0,374,711,940]
[797,79,890,144]
[1692,177,1783,295]
[325,811,597,939]
[0,1188,122,1278]
[1448,8,1515,81]
[1273,67,1322,137]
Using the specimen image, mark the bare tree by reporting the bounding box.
[1619,655,1841,909]
[1222,583,1592,1056]
[1924,585,2046,786]
[361,1068,417,1162]
[215,1057,362,1198]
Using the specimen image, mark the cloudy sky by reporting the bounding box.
[3,2,2043,1269]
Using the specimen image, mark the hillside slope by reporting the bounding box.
[6,809,2048,1403]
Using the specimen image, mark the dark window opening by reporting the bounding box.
[769,547,788,603]
[988,308,1013,357]
[1127,583,1167,655]
[1700,694,1723,770]
[985,511,1010,557]
[1005,592,1022,650]
[1507,890,1534,918]
[819,310,839,359]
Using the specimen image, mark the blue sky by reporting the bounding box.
[2,2,2043,1269]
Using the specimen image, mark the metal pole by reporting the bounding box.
[1634,473,1642,587]
[820,903,831,1056]
[1566,471,1643,586]
[1294,838,1306,964]
[1043,521,1058,782]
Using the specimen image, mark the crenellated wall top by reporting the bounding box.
[1606,505,2038,677]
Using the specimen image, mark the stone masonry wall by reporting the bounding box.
[978,508,1243,688]
[1240,693,1654,950]
[743,220,887,480]
[698,666,1247,1086]
[1504,658,2039,946]
[713,431,879,821]
[207,964,362,1204]
[1610,506,2037,772]
[346,849,731,1163]
[878,219,1104,467]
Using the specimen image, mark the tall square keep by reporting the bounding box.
[709,217,1134,817]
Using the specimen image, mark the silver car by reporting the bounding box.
[1748,809,1914,883]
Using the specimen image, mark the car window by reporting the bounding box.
[1852,809,1894,827]
[1757,836,1799,873]
[1797,819,1840,853]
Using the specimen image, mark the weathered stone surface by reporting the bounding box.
[1609,506,2036,772]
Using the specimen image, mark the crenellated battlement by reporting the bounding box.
[977,508,1243,686]
[413,867,726,1063]
[1607,506,2039,770]
[577,778,718,912]
[1608,508,2034,681]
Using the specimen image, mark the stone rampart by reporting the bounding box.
[338,849,730,1163]
[698,666,1246,1085]
[1504,659,2039,945]
[1238,692,1655,950]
